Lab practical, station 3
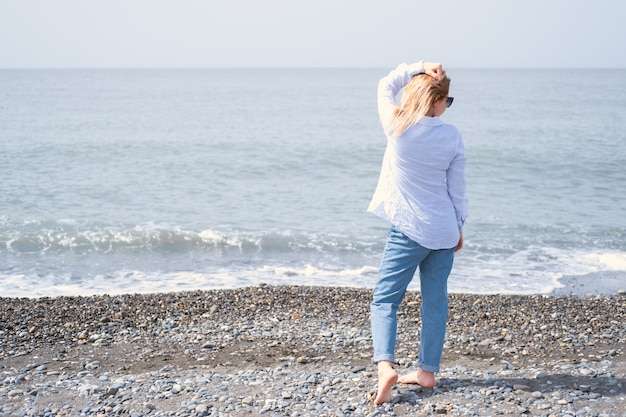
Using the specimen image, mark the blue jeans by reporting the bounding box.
[371,227,455,372]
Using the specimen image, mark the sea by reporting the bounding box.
[1,68,625,298]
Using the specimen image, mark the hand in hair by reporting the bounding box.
[423,62,444,80]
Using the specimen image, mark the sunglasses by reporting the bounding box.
[445,97,454,108]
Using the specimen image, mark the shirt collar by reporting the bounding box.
[418,116,443,126]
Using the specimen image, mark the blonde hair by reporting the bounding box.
[390,72,451,136]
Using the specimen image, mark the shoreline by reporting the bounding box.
[1,285,625,416]
[551,270,626,297]
[2,268,625,300]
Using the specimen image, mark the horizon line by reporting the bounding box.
[0,65,623,71]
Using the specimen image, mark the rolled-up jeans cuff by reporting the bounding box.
[372,355,395,364]
[418,362,440,373]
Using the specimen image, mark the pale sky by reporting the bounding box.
[1,0,623,69]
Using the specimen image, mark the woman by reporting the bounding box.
[368,61,468,405]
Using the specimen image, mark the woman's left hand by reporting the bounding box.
[454,231,463,252]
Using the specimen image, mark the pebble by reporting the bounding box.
[0,286,624,416]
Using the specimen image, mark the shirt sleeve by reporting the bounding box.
[447,134,469,231]
[377,62,425,135]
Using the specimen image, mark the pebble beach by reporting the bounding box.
[1,285,625,417]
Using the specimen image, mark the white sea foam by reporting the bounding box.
[0,270,246,298]
[2,247,625,298]
[583,252,626,270]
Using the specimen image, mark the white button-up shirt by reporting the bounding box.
[368,62,468,250]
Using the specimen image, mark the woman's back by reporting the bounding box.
[368,62,467,250]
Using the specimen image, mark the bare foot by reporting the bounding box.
[397,368,436,388]
[373,363,398,405]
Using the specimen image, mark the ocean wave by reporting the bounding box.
[0,220,379,256]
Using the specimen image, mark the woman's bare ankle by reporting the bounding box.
[417,368,436,388]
